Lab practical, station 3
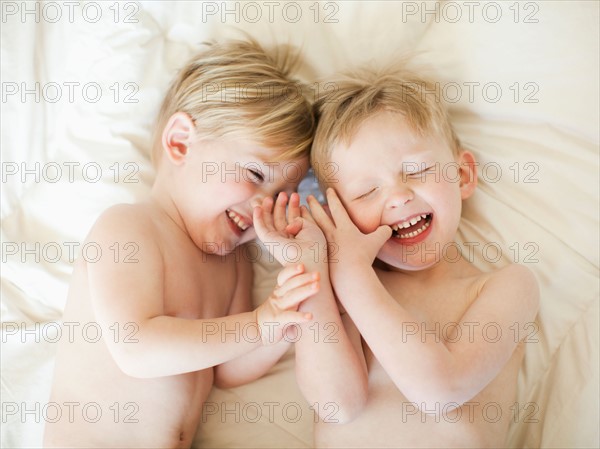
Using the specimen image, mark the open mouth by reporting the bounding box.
[226,209,250,232]
[391,213,433,239]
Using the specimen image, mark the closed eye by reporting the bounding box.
[355,187,377,200]
[407,166,435,178]
[247,169,264,183]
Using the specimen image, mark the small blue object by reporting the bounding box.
[297,168,325,206]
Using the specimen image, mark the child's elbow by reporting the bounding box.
[404,366,473,412]
[213,374,243,389]
[116,357,150,378]
[318,388,368,425]
[415,386,477,415]
[109,345,154,378]
[120,365,148,379]
[212,376,231,389]
[213,366,254,389]
[334,401,366,425]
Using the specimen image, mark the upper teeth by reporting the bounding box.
[391,214,428,231]
[391,214,431,239]
[227,210,249,231]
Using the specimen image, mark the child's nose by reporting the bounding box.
[385,184,414,209]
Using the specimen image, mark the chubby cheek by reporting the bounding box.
[183,184,253,236]
[346,203,382,234]
[205,180,256,212]
[424,187,463,241]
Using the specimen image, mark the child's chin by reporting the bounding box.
[237,228,257,246]
[216,230,257,254]
[376,252,439,272]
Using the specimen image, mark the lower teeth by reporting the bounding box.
[394,217,431,239]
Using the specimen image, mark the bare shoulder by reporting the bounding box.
[89,203,148,233]
[83,203,165,271]
[480,263,540,320]
[88,203,158,239]
[82,204,167,323]
[486,264,539,297]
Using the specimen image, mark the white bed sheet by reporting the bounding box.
[1,1,598,448]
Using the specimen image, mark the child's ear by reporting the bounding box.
[161,112,196,165]
[457,149,478,199]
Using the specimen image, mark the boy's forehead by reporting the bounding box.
[331,114,450,163]
[352,111,425,145]
[225,138,309,167]
[327,135,454,187]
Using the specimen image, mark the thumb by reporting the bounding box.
[368,225,392,248]
[280,310,313,326]
[284,217,304,236]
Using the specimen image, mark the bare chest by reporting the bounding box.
[316,272,517,448]
[162,246,237,320]
[377,271,484,330]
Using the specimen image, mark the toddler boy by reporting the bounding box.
[305,68,540,448]
[45,39,328,448]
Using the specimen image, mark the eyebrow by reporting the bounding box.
[397,151,436,163]
[344,178,378,194]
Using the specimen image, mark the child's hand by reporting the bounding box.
[254,192,327,268]
[308,188,392,271]
[255,263,317,345]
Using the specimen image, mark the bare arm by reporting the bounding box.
[213,244,292,388]
[294,261,368,423]
[310,189,540,408]
[254,193,368,423]
[87,206,313,379]
[331,262,538,407]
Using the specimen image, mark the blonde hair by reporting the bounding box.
[311,66,461,184]
[152,39,315,166]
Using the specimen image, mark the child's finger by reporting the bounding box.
[273,192,288,231]
[287,192,301,221]
[368,224,393,248]
[325,188,352,226]
[276,263,305,287]
[279,310,313,326]
[300,205,316,224]
[275,281,319,309]
[307,195,335,230]
[284,217,303,236]
[260,196,275,230]
[252,206,268,240]
[275,271,319,296]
